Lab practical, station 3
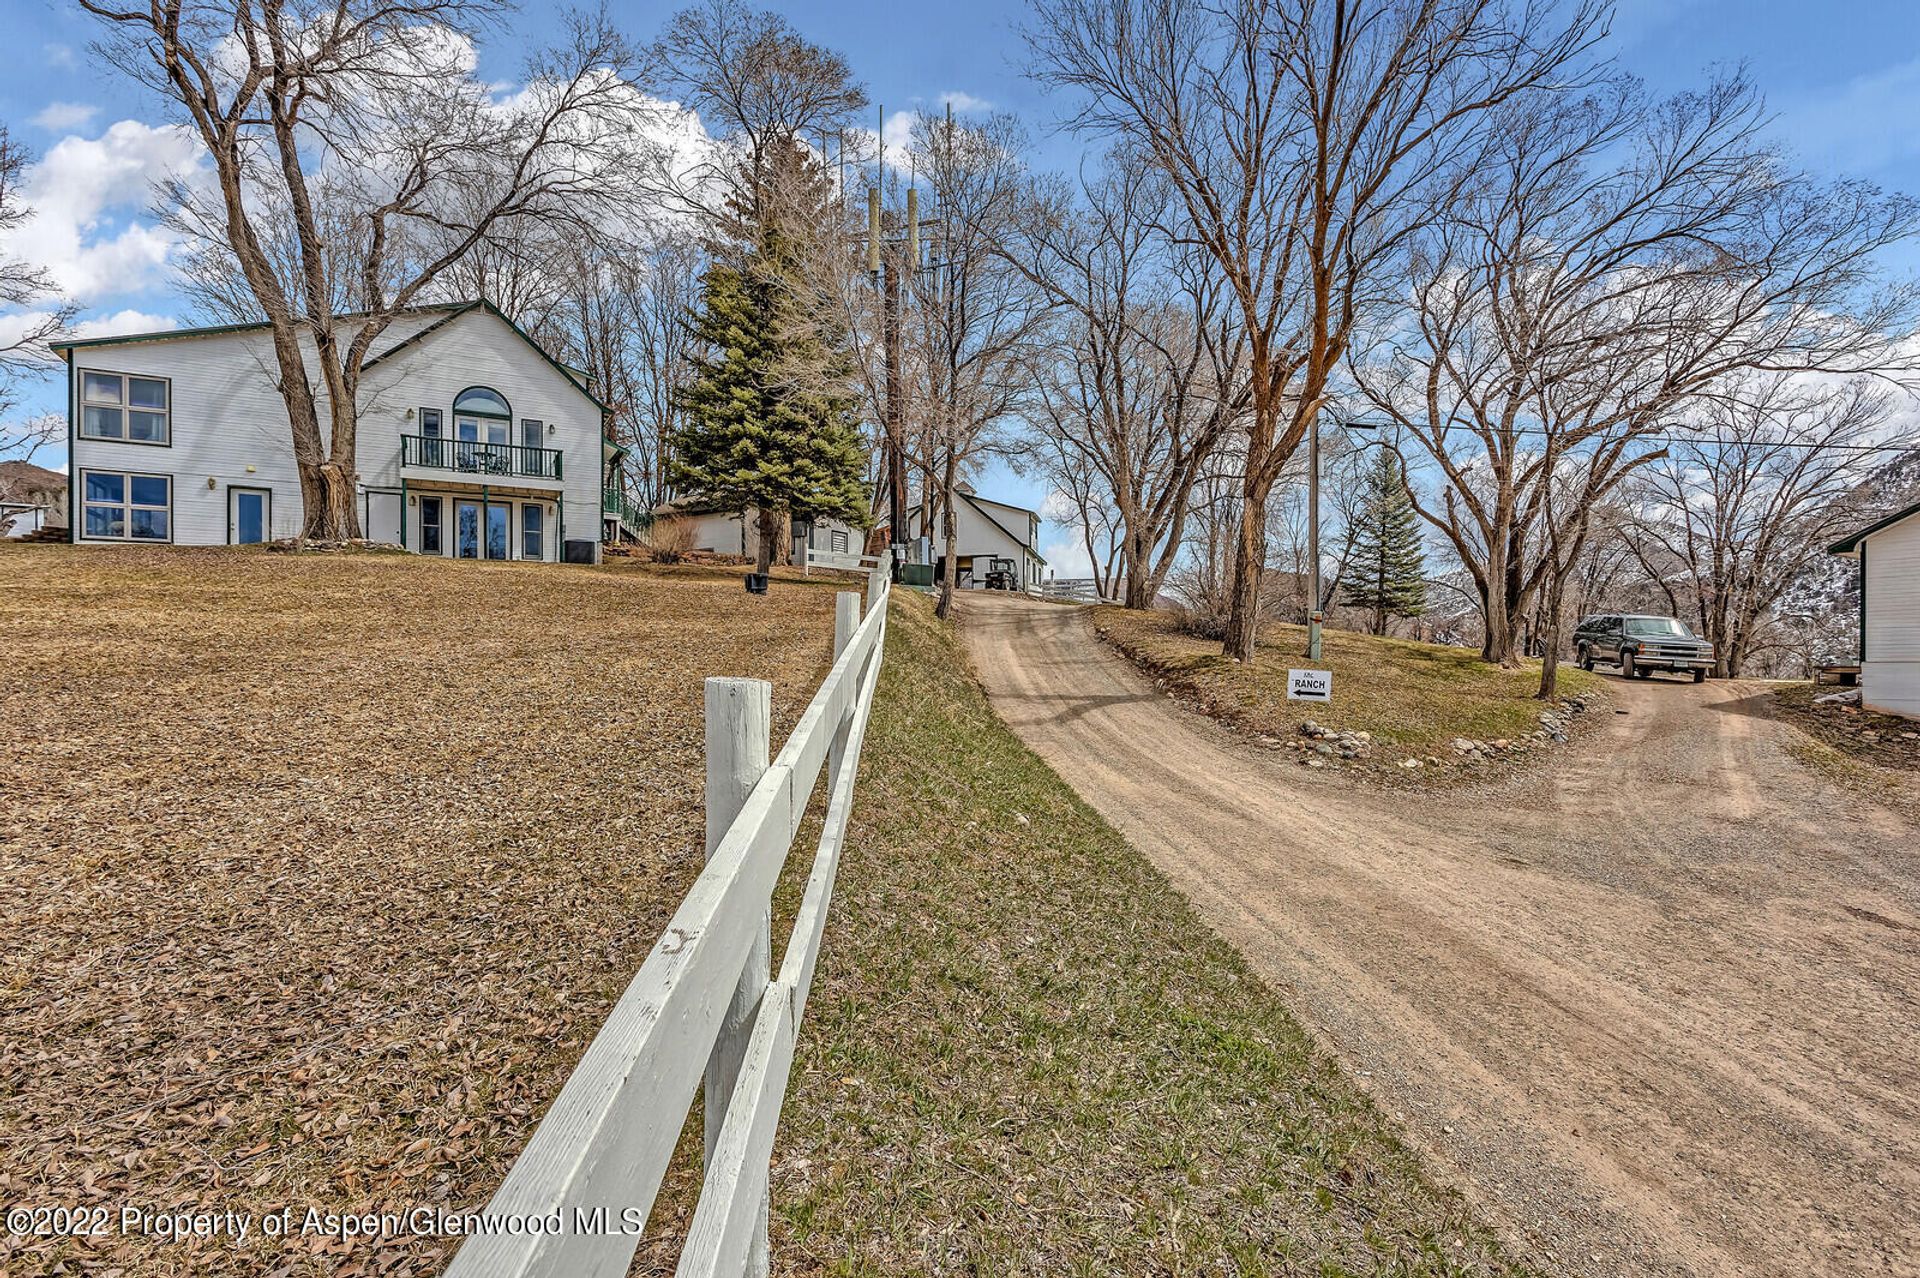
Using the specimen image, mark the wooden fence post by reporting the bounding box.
[703,677,772,1277]
[830,592,861,780]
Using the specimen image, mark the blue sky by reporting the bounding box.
[6,0,1920,570]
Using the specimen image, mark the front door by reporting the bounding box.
[228,486,270,544]
[455,500,482,558]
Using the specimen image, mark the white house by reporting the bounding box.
[54,301,642,562]
[1829,499,1920,719]
[665,503,863,567]
[906,488,1045,592]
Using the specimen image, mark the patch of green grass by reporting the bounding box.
[1093,607,1602,754]
[770,591,1530,1275]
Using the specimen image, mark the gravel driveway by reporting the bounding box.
[959,593,1920,1278]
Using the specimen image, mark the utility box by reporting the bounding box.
[901,563,935,588]
[563,538,600,565]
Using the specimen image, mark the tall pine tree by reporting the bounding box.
[1341,449,1428,634]
[672,141,869,575]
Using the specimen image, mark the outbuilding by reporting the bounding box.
[1828,498,1920,719]
[905,489,1046,593]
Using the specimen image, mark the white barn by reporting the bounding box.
[906,489,1045,592]
[1829,499,1920,719]
[54,301,642,562]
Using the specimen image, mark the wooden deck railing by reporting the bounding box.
[444,565,890,1278]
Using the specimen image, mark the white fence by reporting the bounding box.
[445,565,891,1278]
[800,545,886,575]
[1040,577,1119,603]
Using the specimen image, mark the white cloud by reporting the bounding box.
[938,91,992,114]
[73,309,176,341]
[32,102,100,132]
[0,119,206,303]
[1039,535,1095,580]
[0,308,175,366]
[43,43,77,68]
[1036,490,1097,580]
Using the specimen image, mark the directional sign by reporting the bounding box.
[1286,668,1333,702]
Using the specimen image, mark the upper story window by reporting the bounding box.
[520,419,543,450]
[453,386,511,419]
[80,370,170,445]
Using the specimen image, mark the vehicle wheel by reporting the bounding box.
[1620,652,1634,680]
[1693,668,1707,683]
[1578,644,1594,672]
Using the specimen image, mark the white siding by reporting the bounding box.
[1863,513,1920,719]
[908,495,1044,591]
[670,507,857,565]
[66,307,603,562]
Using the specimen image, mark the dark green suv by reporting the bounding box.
[1572,614,1714,682]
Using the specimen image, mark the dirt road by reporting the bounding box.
[959,593,1920,1278]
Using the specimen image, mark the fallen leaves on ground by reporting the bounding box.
[0,545,836,1276]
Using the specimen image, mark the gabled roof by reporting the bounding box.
[359,300,608,414]
[909,492,1047,565]
[49,302,467,354]
[1828,498,1920,556]
[51,298,609,415]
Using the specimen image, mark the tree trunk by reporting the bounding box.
[1220,488,1268,661]
[753,506,780,576]
[1535,569,1570,700]
[303,460,360,540]
[1123,528,1155,609]
[935,454,960,621]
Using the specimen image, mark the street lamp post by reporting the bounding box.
[1306,414,1389,661]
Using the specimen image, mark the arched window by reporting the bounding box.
[453,386,512,419]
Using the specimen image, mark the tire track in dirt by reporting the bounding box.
[959,593,1920,1278]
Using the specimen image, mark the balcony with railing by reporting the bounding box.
[603,485,649,530]
[402,434,563,482]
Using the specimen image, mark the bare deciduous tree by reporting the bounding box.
[1625,377,1902,677]
[1026,0,1606,660]
[1355,72,1920,696]
[84,0,660,538]
[1,126,73,439]
[1009,156,1244,607]
[905,110,1046,619]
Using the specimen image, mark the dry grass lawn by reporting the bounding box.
[1092,606,1603,765]
[4,546,1527,1277]
[0,544,839,1277]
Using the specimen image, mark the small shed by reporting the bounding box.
[1828,498,1920,719]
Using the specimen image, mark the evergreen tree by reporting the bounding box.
[672,142,870,575]
[1340,449,1427,634]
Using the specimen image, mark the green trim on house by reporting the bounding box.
[64,348,76,545]
[48,303,468,354]
[49,298,610,416]
[1828,499,1920,555]
[361,299,611,415]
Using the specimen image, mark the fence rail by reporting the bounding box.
[444,566,890,1278]
[1040,577,1118,603]
[800,545,886,574]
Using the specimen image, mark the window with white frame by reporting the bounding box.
[80,371,171,444]
[81,470,172,541]
[830,528,849,554]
